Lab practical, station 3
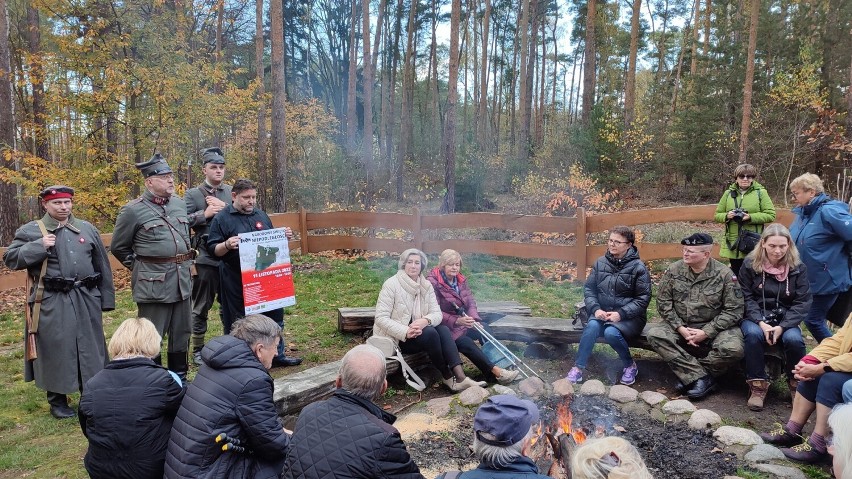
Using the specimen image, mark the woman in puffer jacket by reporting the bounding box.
[427,249,520,385]
[566,226,651,386]
[714,163,777,277]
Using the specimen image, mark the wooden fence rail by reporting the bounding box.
[0,205,795,292]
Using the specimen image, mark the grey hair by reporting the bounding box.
[339,345,387,401]
[230,314,281,348]
[829,404,852,479]
[398,248,428,273]
[472,427,533,469]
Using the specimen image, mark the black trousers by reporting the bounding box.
[219,264,286,359]
[451,327,496,381]
[399,325,461,378]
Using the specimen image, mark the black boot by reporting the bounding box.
[46,391,75,419]
[167,352,189,384]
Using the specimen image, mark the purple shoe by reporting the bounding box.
[620,362,638,385]
[566,367,583,384]
[781,438,830,464]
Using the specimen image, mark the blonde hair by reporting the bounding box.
[789,173,824,195]
[570,436,654,479]
[748,223,801,273]
[108,318,162,359]
[437,249,462,270]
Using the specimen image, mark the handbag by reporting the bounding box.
[366,336,426,391]
[734,230,762,254]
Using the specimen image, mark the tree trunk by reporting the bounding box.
[255,0,267,204]
[738,0,759,164]
[390,0,404,200]
[270,0,288,212]
[397,0,417,200]
[441,0,461,214]
[429,0,440,141]
[689,0,700,74]
[702,0,711,72]
[0,0,18,243]
[26,2,49,161]
[624,0,641,127]
[522,0,538,160]
[346,0,358,152]
[477,0,491,149]
[846,28,852,139]
[361,0,374,208]
[581,0,597,124]
[536,18,545,148]
[516,0,529,157]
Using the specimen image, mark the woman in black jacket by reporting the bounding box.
[566,226,651,385]
[739,223,811,411]
[79,318,186,479]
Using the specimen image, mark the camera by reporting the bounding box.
[763,308,785,326]
[731,208,748,223]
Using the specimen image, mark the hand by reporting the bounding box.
[205,196,226,208]
[793,362,824,381]
[742,213,751,222]
[410,318,429,330]
[204,203,224,218]
[226,236,240,250]
[605,311,621,322]
[726,211,736,220]
[284,227,293,239]
[687,329,708,346]
[406,325,422,339]
[457,315,476,328]
[594,310,608,321]
[41,234,56,249]
[764,326,782,345]
[283,427,293,435]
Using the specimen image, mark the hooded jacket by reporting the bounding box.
[583,247,652,339]
[427,267,481,340]
[714,180,776,259]
[163,335,289,479]
[790,193,852,295]
[738,258,811,331]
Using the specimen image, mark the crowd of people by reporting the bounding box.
[3,156,852,478]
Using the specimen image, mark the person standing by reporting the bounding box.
[206,179,301,366]
[185,147,231,365]
[111,154,197,381]
[3,185,115,419]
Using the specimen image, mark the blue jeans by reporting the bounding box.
[843,379,852,403]
[805,294,839,344]
[798,371,852,408]
[740,320,805,380]
[575,319,633,369]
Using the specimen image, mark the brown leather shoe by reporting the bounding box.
[747,379,769,411]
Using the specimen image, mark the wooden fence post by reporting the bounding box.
[575,207,587,282]
[412,207,422,251]
[299,206,310,254]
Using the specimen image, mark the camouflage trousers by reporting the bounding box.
[646,324,744,385]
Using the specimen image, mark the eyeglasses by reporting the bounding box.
[737,175,755,179]
[682,248,708,255]
[608,239,630,245]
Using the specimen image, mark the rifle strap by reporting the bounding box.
[31,220,50,333]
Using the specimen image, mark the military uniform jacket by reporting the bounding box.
[185,182,232,267]
[112,190,194,303]
[3,213,115,393]
[657,258,744,339]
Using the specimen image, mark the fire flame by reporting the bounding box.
[529,421,544,447]
[556,399,587,445]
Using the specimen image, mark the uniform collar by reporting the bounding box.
[143,189,170,205]
[40,213,80,234]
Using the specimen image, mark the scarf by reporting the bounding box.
[762,261,790,295]
[440,270,461,294]
[396,270,429,323]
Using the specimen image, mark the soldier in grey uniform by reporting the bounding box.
[184,148,231,365]
[3,186,115,419]
[646,232,745,400]
[111,154,198,381]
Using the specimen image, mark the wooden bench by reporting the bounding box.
[337,301,532,333]
[487,315,655,351]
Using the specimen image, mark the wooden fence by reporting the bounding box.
[0,205,795,292]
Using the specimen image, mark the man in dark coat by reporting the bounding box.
[164,314,290,479]
[3,185,115,419]
[206,178,300,366]
[283,344,425,479]
[185,147,232,364]
[112,154,200,380]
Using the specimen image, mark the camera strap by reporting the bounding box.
[760,271,784,317]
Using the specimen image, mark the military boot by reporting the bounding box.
[47,392,75,419]
[168,352,189,384]
[747,379,769,411]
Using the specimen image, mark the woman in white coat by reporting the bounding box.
[372,248,485,392]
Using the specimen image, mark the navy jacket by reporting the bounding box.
[790,193,852,295]
[164,335,289,479]
[583,246,652,338]
[283,389,425,479]
[79,357,185,479]
[436,456,551,478]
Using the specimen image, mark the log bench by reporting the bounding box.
[487,315,655,351]
[337,300,532,333]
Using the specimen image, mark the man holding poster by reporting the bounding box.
[207,179,302,367]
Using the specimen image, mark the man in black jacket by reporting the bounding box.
[283,344,425,479]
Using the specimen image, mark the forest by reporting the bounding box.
[0,0,850,242]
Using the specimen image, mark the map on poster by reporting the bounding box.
[238,227,296,314]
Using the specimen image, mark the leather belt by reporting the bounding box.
[136,251,197,264]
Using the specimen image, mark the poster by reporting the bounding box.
[238,227,296,315]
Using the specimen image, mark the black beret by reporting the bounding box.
[201,147,225,165]
[136,154,173,178]
[681,233,714,246]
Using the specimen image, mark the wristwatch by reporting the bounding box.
[823,363,834,373]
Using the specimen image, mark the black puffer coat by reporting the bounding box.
[80,357,185,479]
[583,246,652,338]
[163,335,289,479]
[282,389,425,479]
[738,258,812,331]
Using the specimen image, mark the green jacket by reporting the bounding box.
[656,258,744,339]
[714,181,776,259]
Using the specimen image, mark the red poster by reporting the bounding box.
[237,228,296,314]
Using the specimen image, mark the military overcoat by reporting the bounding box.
[185,181,232,268]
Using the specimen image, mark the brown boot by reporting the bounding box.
[747,379,770,411]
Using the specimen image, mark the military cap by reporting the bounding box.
[136,154,174,178]
[201,147,225,165]
[39,185,74,201]
[681,232,714,246]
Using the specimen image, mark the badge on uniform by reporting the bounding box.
[255,222,263,230]
[79,237,86,243]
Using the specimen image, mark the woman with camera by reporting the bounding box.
[739,223,811,411]
[714,164,777,277]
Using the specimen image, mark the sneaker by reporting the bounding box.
[566,367,583,384]
[759,423,801,447]
[781,438,830,464]
[620,362,638,385]
[495,368,520,385]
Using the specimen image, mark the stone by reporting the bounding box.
[639,390,667,406]
[661,399,696,415]
[753,464,806,479]
[608,385,638,403]
[744,444,786,463]
[426,396,454,417]
[722,476,745,479]
[459,385,490,406]
[620,401,651,417]
[687,409,722,430]
[552,378,574,397]
[714,426,763,446]
[492,385,517,396]
[518,376,547,397]
[579,379,606,396]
